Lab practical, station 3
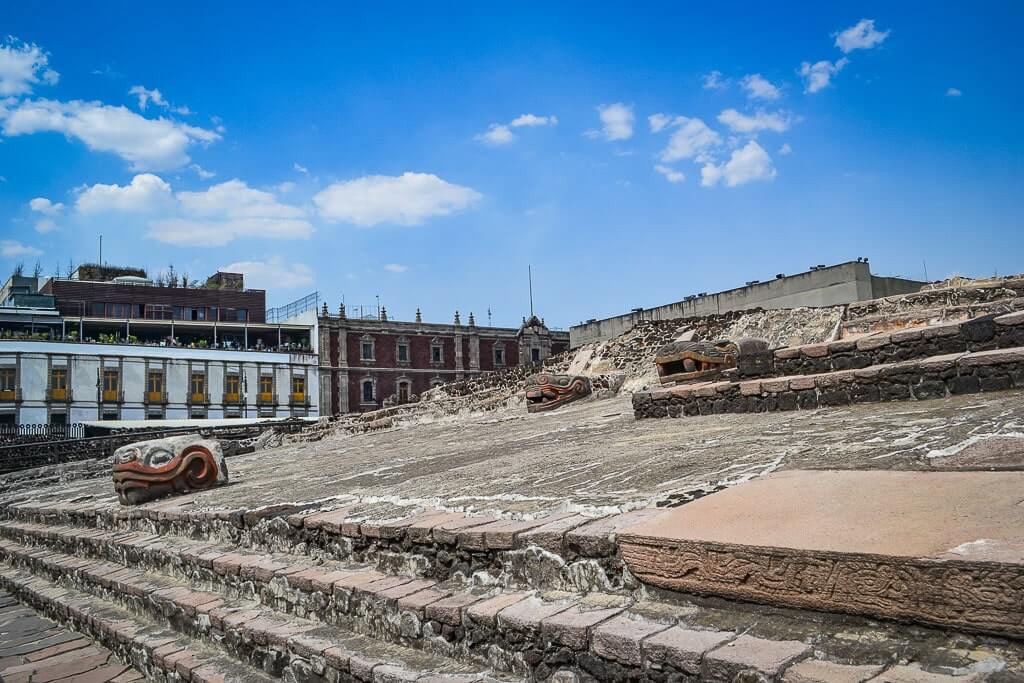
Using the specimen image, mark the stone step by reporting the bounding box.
[619,469,1024,639]
[0,569,276,682]
[0,495,661,595]
[761,311,1023,380]
[0,520,1017,681]
[0,542,507,682]
[634,345,1024,419]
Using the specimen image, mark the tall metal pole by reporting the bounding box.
[528,266,534,318]
[98,235,102,268]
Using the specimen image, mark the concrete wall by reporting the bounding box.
[570,262,926,347]
[0,340,318,425]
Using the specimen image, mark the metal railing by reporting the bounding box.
[267,292,320,323]
[0,423,86,445]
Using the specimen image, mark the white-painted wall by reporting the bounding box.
[0,340,318,425]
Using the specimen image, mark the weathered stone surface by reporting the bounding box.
[621,470,1024,637]
[642,626,732,674]
[539,605,623,649]
[702,634,810,680]
[566,509,666,557]
[591,614,669,665]
[867,666,983,682]
[784,659,885,683]
[111,435,228,506]
[515,514,596,553]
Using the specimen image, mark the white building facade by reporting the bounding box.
[0,340,319,425]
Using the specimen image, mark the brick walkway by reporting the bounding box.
[0,590,141,683]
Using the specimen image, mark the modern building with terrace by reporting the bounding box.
[0,266,319,426]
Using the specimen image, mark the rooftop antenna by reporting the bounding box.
[922,259,928,281]
[98,235,102,268]
[528,265,534,318]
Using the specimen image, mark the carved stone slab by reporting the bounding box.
[619,469,1024,637]
[112,434,228,505]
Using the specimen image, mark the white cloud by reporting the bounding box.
[34,218,56,234]
[0,99,220,170]
[128,85,191,115]
[476,123,514,146]
[0,38,59,96]
[592,102,634,141]
[703,70,726,90]
[384,263,408,273]
[741,74,781,101]
[29,197,64,216]
[799,58,849,93]
[276,181,296,193]
[76,173,173,213]
[218,257,313,290]
[293,162,309,175]
[946,87,962,97]
[656,116,721,163]
[1,240,42,257]
[834,19,890,53]
[509,113,557,127]
[313,172,481,227]
[700,141,776,188]
[477,113,557,146]
[648,113,671,133]
[717,108,792,134]
[189,163,215,179]
[653,165,684,183]
[778,143,792,155]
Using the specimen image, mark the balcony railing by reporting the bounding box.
[101,389,119,403]
[145,391,167,404]
[257,391,274,404]
[190,392,209,404]
[291,391,306,405]
[49,388,69,401]
[224,392,241,404]
[0,389,18,402]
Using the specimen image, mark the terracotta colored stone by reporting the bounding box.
[868,666,983,682]
[642,627,732,674]
[540,605,624,649]
[761,378,790,393]
[465,592,530,627]
[591,614,669,665]
[432,515,500,545]
[396,587,451,615]
[496,596,574,634]
[404,512,468,543]
[995,311,1024,326]
[775,347,801,360]
[425,592,485,625]
[739,380,762,396]
[856,334,891,351]
[958,347,1024,366]
[800,343,830,358]
[515,514,597,553]
[702,635,810,680]
[566,509,667,557]
[784,659,884,683]
[788,375,817,390]
[621,469,1024,637]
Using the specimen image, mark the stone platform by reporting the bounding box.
[620,469,1024,637]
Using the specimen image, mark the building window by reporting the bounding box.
[191,373,206,401]
[190,408,207,419]
[102,369,119,402]
[147,408,163,420]
[259,374,274,402]
[50,411,67,426]
[493,347,505,366]
[430,339,443,364]
[397,343,409,362]
[397,380,411,403]
[531,348,541,362]
[102,410,118,421]
[361,336,375,361]
[146,370,164,403]
[236,309,248,322]
[51,368,67,390]
[225,373,240,402]
[362,379,375,403]
[0,367,15,393]
[291,375,306,403]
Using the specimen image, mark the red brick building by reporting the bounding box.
[318,306,569,414]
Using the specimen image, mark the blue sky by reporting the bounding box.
[1,3,1022,328]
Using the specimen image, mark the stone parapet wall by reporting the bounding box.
[635,346,1024,419]
[754,311,1024,380]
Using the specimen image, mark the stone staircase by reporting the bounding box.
[634,312,1024,419]
[0,496,1020,681]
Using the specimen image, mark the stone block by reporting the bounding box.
[855,334,890,351]
[827,340,857,353]
[539,605,624,649]
[465,591,530,627]
[642,626,732,675]
[396,587,450,616]
[868,665,984,682]
[921,322,962,339]
[890,328,924,343]
[566,509,667,557]
[761,378,790,393]
[789,376,817,391]
[515,514,596,553]
[404,512,468,543]
[800,343,830,358]
[774,347,801,360]
[784,659,884,683]
[497,596,574,634]
[432,515,500,545]
[591,614,669,665]
[958,347,1024,367]
[995,311,1024,326]
[739,381,762,396]
[425,592,485,625]
[702,634,810,681]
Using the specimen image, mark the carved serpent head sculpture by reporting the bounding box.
[112,436,228,505]
[654,338,769,385]
[524,373,592,413]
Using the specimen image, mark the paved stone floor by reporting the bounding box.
[6,389,1024,518]
[0,590,140,683]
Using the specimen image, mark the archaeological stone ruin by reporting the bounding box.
[1,274,1024,682]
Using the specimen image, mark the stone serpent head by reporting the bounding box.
[112,435,228,505]
[524,373,592,413]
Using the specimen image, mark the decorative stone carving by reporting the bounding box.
[525,373,592,413]
[112,435,228,505]
[655,337,768,385]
